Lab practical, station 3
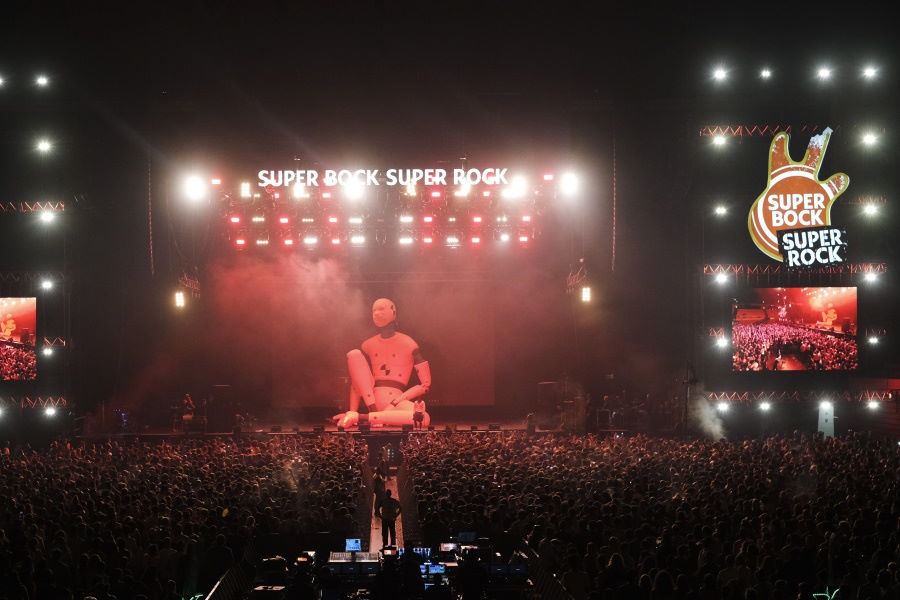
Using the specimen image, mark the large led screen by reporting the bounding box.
[731,287,857,371]
[1,297,37,381]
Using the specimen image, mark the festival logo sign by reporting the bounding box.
[748,128,849,267]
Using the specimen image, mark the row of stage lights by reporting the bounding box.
[709,63,881,83]
[709,130,883,148]
[713,399,882,413]
[710,203,882,218]
[0,406,58,419]
[0,73,50,89]
[227,213,537,249]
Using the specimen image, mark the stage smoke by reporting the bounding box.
[688,385,725,440]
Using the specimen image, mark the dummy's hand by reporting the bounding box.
[331,411,359,428]
[748,128,849,261]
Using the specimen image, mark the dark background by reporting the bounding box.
[1,3,898,423]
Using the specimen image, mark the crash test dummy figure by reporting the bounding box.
[333,298,431,429]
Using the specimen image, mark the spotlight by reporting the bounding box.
[471,236,481,244]
[278,217,289,224]
[862,65,878,79]
[759,401,771,412]
[714,273,728,285]
[283,238,294,246]
[861,132,878,146]
[174,291,185,308]
[0,76,4,86]
[406,184,416,196]
[398,236,414,245]
[560,172,579,196]
[712,135,726,147]
[581,286,591,303]
[863,272,878,283]
[446,236,460,245]
[230,216,240,223]
[293,182,310,199]
[344,180,364,200]
[518,235,529,243]
[303,236,318,246]
[41,279,53,290]
[399,215,414,223]
[36,138,53,153]
[240,182,251,198]
[183,175,208,202]
[44,406,57,417]
[863,204,878,216]
[543,173,554,181]
[820,400,833,410]
[430,190,442,198]
[712,67,727,81]
[350,235,365,245]
[715,337,728,348]
[39,211,55,223]
[867,400,879,410]
[868,336,879,345]
[36,75,49,87]
[714,205,727,216]
[235,239,246,246]
[760,68,772,79]
[716,402,729,413]
[42,347,54,356]
[0,407,3,417]
[454,183,471,197]
[816,66,832,80]
[500,233,510,242]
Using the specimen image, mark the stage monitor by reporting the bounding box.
[428,564,446,575]
[344,538,361,552]
[439,543,458,553]
[0,297,37,381]
[731,287,858,372]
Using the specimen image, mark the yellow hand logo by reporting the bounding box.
[748,128,849,261]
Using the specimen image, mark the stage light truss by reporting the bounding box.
[178,273,201,298]
[707,327,725,338]
[847,195,886,206]
[214,183,547,250]
[699,124,839,138]
[0,201,66,214]
[42,337,67,348]
[0,396,67,409]
[705,390,893,404]
[704,263,886,286]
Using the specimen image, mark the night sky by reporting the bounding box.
[2,4,898,416]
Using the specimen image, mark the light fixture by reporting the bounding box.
[817,66,832,80]
[760,68,772,79]
[183,175,208,201]
[36,138,52,153]
[716,402,729,413]
[36,75,49,87]
[714,205,727,216]
[759,401,771,412]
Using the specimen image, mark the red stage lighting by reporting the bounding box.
[431,191,441,198]
[543,173,554,181]
[423,216,433,223]
[471,237,481,244]
[483,190,491,197]
[473,216,482,223]
[322,192,332,199]
[519,235,529,243]
[423,237,433,244]
[328,216,338,223]
[211,178,222,185]
[331,238,341,245]
[230,216,240,223]
[236,238,246,246]
[274,193,280,199]
[284,238,294,246]
[522,215,531,222]
[279,217,289,224]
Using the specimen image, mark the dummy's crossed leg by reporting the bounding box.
[332,350,431,429]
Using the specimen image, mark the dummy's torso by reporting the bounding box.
[361,332,419,386]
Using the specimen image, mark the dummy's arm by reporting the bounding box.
[393,356,431,405]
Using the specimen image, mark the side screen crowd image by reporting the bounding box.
[0,297,38,381]
[731,287,858,372]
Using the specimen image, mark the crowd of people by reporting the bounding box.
[732,323,859,371]
[0,435,368,600]
[403,431,900,600]
[0,344,37,381]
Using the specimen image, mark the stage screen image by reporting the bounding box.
[1,297,38,381]
[731,287,858,372]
